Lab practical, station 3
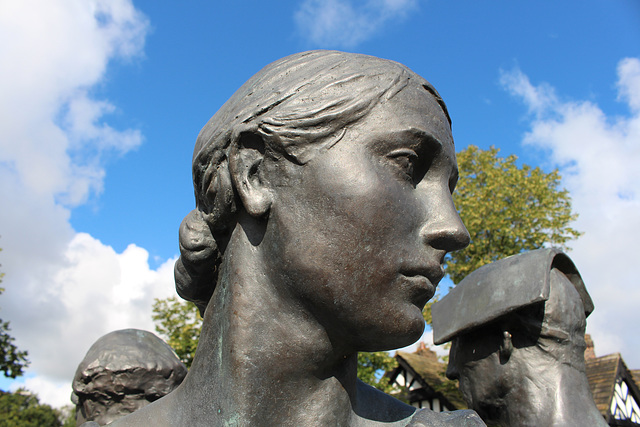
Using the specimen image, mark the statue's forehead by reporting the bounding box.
[355,84,453,147]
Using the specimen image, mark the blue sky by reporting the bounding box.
[1,0,639,407]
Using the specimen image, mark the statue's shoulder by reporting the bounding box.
[407,408,486,427]
[106,393,177,427]
[354,380,484,426]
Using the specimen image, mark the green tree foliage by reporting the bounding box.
[152,296,202,368]
[422,146,580,324]
[356,351,397,393]
[447,145,581,285]
[58,405,76,427]
[0,389,63,427]
[0,251,30,378]
[0,315,28,378]
[421,300,435,326]
[152,296,397,391]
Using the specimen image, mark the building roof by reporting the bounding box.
[394,347,467,410]
[584,336,640,424]
[586,353,623,416]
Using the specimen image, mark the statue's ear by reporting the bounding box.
[228,131,273,218]
[499,330,513,362]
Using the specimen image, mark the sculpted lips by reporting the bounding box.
[400,265,445,303]
[404,264,445,285]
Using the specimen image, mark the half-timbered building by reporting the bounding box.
[585,335,640,426]
[386,343,466,412]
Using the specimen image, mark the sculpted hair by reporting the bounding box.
[175,50,451,315]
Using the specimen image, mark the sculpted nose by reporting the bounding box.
[420,194,470,253]
[445,361,459,380]
[445,340,461,380]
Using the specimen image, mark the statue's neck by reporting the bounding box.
[176,229,359,426]
[502,362,606,426]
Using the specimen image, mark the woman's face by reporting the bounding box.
[261,83,469,351]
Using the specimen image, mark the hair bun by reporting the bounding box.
[174,209,221,316]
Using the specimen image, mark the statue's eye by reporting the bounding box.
[386,148,419,185]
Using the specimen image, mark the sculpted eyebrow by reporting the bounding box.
[407,127,444,152]
[382,128,443,152]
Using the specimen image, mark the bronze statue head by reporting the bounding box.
[175,50,468,350]
[435,249,600,426]
[107,51,480,427]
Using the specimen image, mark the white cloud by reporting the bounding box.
[294,0,418,48]
[0,0,147,206]
[4,233,176,408]
[0,0,178,408]
[617,58,640,112]
[499,68,558,116]
[24,234,176,381]
[11,377,77,409]
[501,59,640,368]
